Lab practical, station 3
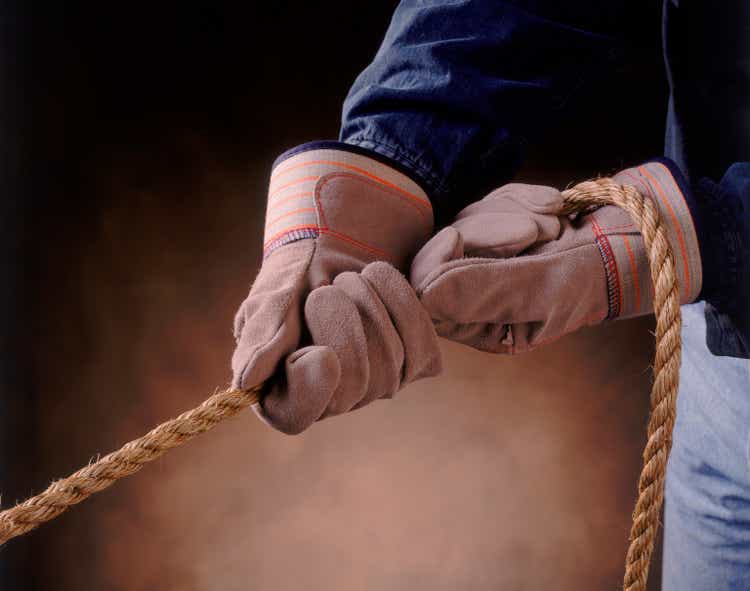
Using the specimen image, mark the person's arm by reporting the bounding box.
[341,1,748,359]
[230,1,635,433]
[340,0,629,223]
[663,0,750,357]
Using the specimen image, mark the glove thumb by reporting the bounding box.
[410,226,464,294]
[259,345,341,435]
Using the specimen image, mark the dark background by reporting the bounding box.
[2,2,667,589]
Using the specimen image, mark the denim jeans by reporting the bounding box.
[663,301,750,589]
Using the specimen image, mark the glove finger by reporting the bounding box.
[260,346,340,435]
[363,262,442,385]
[304,284,370,418]
[503,185,563,242]
[332,271,404,408]
[456,191,527,219]
[410,226,464,294]
[453,213,539,258]
[457,183,562,215]
[500,183,564,215]
[480,184,563,244]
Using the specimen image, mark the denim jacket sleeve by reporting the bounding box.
[338,0,749,358]
[340,0,628,223]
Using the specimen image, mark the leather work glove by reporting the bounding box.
[410,160,704,354]
[232,142,441,434]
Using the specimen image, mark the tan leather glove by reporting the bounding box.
[410,160,703,354]
[232,143,441,434]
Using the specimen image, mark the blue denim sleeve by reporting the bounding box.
[340,0,627,221]
[697,163,750,358]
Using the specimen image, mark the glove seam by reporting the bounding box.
[590,213,622,320]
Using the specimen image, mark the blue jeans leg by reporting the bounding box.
[663,301,750,590]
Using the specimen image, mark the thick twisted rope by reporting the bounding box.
[562,179,681,591]
[0,385,261,544]
[0,178,681,591]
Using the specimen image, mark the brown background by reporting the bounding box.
[2,2,668,589]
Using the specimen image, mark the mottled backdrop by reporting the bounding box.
[2,2,668,589]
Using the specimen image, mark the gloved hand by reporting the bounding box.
[410,160,704,354]
[232,142,441,434]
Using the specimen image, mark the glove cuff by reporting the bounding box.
[263,141,433,266]
[610,159,703,314]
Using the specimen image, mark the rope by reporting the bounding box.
[561,179,681,591]
[0,386,261,545]
[0,178,681,591]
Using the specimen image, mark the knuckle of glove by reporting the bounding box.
[261,262,441,434]
[262,345,341,435]
[481,183,563,214]
[362,262,442,382]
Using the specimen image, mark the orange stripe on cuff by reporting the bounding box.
[268,176,317,200]
[622,235,641,312]
[265,207,317,229]
[266,191,313,212]
[271,159,431,210]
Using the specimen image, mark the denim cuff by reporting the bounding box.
[645,157,737,306]
[662,159,748,359]
[693,177,743,309]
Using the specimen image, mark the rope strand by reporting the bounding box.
[0,178,681,591]
[0,386,261,545]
